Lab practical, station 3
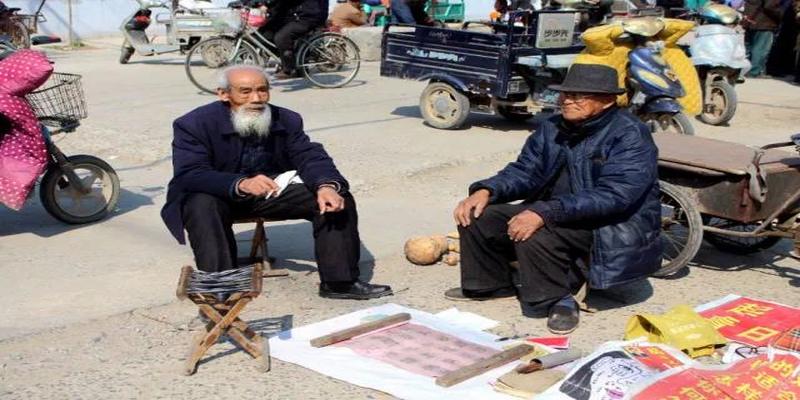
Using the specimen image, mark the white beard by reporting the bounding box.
[231,106,272,138]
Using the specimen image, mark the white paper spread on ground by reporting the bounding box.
[693,293,741,313]
[268,303,521,400]
[435,307,500,331]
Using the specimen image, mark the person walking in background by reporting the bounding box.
[330,0,368,30]
[744,0,785,77]
[766,0,798,78]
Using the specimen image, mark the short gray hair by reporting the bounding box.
[217,65,271,91]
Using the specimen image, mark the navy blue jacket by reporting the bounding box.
[470,107,662,289]
[161,101,348,244]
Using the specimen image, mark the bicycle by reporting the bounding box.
[184,7,361,93]
[0,0,47,49]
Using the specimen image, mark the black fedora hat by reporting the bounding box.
[548,63,626,95]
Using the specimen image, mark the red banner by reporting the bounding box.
[699,297,800,347]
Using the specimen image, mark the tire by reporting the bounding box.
[39,155,120,224]
[298,33,360,89]
[185,37,261,94]
[2,20,30,49]
[119,44,135,64]
[419,82,470,129]
[644,111,695,136]
[653,181,703,278]
[497,105,534,122]
[701,216,781,255]
[699,80,737,126]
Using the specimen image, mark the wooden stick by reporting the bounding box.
[310,313,411,348]
[435,344,535,388]
[176,265,193,300]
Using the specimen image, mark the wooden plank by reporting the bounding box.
[176,265,193,300]
[435,344,535,388]
[310,313,411,348]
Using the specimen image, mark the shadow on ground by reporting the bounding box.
[235,221,377,281]
[691,240,799,287]
[390,105,550,133]
[0,187,155,238]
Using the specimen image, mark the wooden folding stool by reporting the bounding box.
[176,264,270,375]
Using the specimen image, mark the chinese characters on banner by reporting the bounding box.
[699,297,800,347]
[632,352,800,400]
[623,345,686,372]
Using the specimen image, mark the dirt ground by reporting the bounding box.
[0,37,799,399]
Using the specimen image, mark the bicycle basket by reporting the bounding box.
[210,9,243,34]
[14,15,37,33]
[25,72,87,128]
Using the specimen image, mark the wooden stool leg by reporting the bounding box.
[260,222,289,278]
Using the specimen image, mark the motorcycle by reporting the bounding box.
[686,3,749,125]
[120,0,227,64]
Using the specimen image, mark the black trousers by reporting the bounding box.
[182,184,360,283]
[458,203,593,304]
[260,19,316,72]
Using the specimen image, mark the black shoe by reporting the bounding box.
[444,287,516,301]
[547,304,579,334]
[319,281,393,300]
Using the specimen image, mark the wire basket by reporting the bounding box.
[14,15,38,33]
[25,72,87,128]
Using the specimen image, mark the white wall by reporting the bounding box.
[4,0,496,40]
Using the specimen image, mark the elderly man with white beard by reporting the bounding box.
[161,65,393,300]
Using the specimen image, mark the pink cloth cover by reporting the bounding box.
[0,50,53,210]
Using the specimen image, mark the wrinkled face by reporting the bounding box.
[217,69,270,114]
[559,92,616,123]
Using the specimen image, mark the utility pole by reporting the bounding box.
[67,0,74,48]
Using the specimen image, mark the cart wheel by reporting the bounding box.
[645,112,695,136]
[654,182,703,278]
[420,82,470,130]
[39,155,120,224]
[497,106,534,122]
[702,216,781,255]
[698,81,737,126]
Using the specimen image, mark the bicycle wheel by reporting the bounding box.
[298,33,360,89]
[39,155,120,224]
[185,36,261,94]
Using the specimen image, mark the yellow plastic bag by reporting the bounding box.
[624,304,727,358]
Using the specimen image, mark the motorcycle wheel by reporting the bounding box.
[645,111,695,136]
[119,44,135,64]
[496,105,534,122]
[699,80,737,126]
[653,181,703,278]
[419,82,470,129]
[39,155,120,224]
[185,37,261,94]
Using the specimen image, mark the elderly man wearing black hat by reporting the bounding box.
[445,64,662,334]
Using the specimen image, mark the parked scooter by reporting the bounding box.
[687,3,749,125]
[621,17,696,135]
[120,0,224,64]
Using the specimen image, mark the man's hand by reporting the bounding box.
[507,210,545,242]
[453,189,491,227]
[238,174,279,197]
[317,186,345,215]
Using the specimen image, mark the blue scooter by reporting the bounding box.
[622,16,695,135]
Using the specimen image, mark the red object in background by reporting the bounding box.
[526,336,570,350]
[699,297,800,347]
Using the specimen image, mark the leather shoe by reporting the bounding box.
[319,281,393,300]
[444,287,516,301]
[547,304,579,334]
